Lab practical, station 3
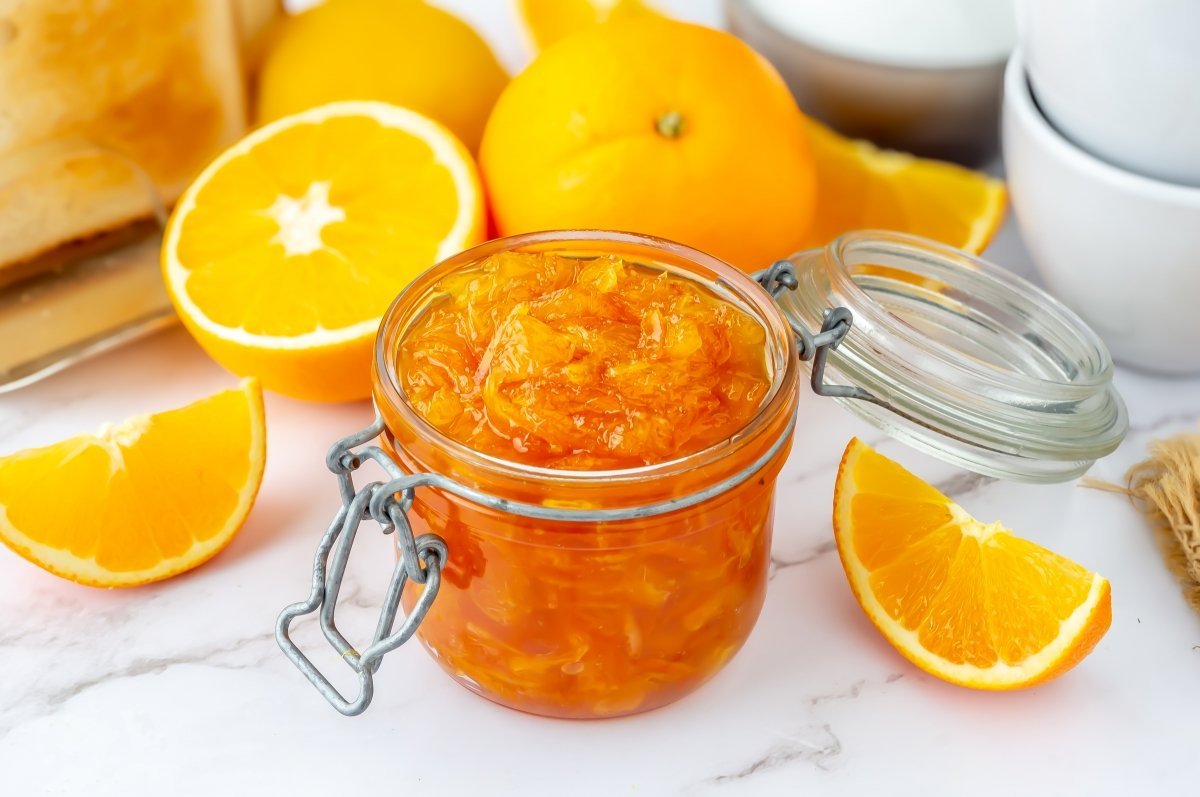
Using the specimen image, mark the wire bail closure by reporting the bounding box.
[755,259,891,408]
[756,259,1011,450]
[275,416,448,717]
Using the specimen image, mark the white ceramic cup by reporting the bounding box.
[1018,0,1200,186]
[728,0,1013,164]
[1003,50,1200,374]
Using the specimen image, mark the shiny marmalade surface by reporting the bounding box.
[390,247,787,718]
[397,251,772,469]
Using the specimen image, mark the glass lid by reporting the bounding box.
[765,231,1128,483]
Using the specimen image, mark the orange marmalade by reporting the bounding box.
[397,251,772,469]
[376,232,799,718]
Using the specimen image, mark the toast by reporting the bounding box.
[0,0,247,272]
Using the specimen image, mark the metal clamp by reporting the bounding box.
[756,259,1006,449]
[756,259,893,413]
[275,417,448,717]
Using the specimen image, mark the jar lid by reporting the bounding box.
[765,231,1128,483]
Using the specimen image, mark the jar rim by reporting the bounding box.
[373,229,800,487]
[827,232,1111,395]
[778,230,1128,482]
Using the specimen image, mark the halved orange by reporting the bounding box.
[516,0,665,51]
[833,439,1111,689]
[163,101,486,402]
[0,380,265,587]
[803,120,1007,254]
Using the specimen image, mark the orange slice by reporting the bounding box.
[833,439,1111,689]
[0,380,265,587]
[803,120,1007,254]
[163,101,486,402]
[516,0,665,51]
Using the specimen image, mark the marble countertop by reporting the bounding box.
[3,2,1199,794]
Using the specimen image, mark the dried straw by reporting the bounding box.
[1081,431,1200,614]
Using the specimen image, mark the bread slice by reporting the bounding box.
[0,0,247,272]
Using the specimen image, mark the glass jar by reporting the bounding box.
[375,231,798,719]
[277,229,1127,719]
[779,231,1128,482]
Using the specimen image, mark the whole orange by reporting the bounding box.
[256,0,508,152]
[480,19,816,272]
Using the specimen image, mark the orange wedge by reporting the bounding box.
[0,380,265,588]
[516,0,665,51]
[804,120,1007,254]
[833,439,1111,689]
[163,101,486,402]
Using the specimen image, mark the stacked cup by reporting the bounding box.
[1003,0,1200,373]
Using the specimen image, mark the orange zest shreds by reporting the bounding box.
[397,250,772,469]
[387,246,790,717]
[400,459,777,718]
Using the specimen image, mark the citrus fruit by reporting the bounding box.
[833,438,1111,689]
[480,19,816,274]
[163,101,486,402]
[0,380,265,588]
[803,120,1007,254]
[255,0,507,152]
[503,4,1005,258]
[517,0,665,51]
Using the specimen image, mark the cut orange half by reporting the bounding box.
[803,120,1007,255]
[0,380,265,588]
[163,101,486,402]
[833,439,1111,689]
[516,0,665,51]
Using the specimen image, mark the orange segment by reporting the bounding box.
[833,438,1111,689]
[163,101,486,402]
[516,0,665,51]
[804,120,1008,254]
[0,380,265,587]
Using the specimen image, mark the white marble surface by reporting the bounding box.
[3,2,1200,795]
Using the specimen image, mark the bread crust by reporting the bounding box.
[0,0,247,272]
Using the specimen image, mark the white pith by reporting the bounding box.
[94,414,152,473]
[267,181,346,257]
[163,101,480,351]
